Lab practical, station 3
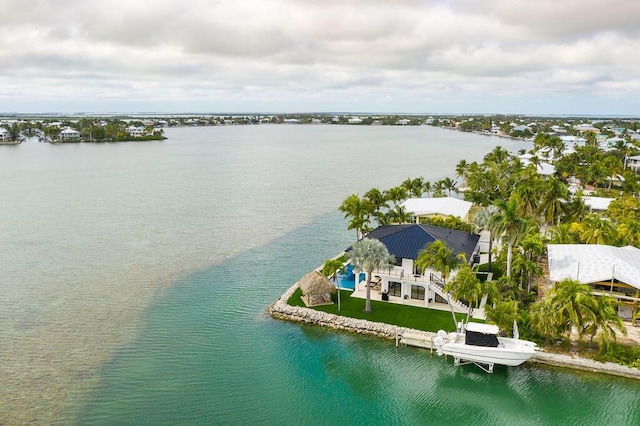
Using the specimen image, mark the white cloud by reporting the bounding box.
[1,0,640,113]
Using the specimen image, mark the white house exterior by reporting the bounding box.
[127,126,145,137]
[60,127,80,140]
[0,127,10,141]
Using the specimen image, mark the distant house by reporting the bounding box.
[0,127,10,141]
[126,126,145,137]
[60,127,80,140]
[349,224,480,310]
[626,155,640,174]
[583,196,614,212]
[547,244,640,320]
[518,154,556,177]
[348,117,363,124]
[401,197,473,222]
[396,119,411,125]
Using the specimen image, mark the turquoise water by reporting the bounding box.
[80,213,640,425]
[2,125,640,424]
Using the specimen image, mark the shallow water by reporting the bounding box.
[6,125,636,424]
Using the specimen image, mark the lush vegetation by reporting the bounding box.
[330,128,640,368]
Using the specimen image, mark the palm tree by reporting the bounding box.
[445,266,496,325]
[441,177,457,196]
[422,181,432,197]
[455,159,468,181]
[546,278,599,341]
[511,253,542,291]
[384,186,408,208]
[416,240,467,325]
[485,299,520,337]
[347,239,395,313]
[577,214,617,245]
[538,177,569,231]
[322,256,347,311]
[386,205,412,224]
[401,177,425,198]
[549,223,578,244]
[339,194,372,240]
[364,188,389,226]
[472,205,498,269]
[582,296,626,352]
[488,197,527,277]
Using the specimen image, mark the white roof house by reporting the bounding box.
[401,197,473,222]
[583,196,614,212]
[60,127,80,140]
[518,154,556,176]
[548,244,640,290]
[0,127,10,141]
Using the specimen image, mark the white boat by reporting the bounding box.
[434,322,537,373]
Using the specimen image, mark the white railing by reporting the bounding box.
[370,268,469,313]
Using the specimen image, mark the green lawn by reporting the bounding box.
[288,288,474,332]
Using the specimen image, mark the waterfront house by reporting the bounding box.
[547,244,640,321]
[351,224,480,311]
[59,127,80,140]
[0,127,10,141]
[401,197,473,222]
[126,125,145,137]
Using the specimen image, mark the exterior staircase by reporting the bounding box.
[429,273,469,313]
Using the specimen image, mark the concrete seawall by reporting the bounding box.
[269,282,640,380]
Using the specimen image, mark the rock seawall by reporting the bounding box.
[270,282,640,380]
[269,282,435,342]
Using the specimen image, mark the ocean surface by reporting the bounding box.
[1,125,639,425]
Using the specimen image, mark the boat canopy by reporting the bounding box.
[466,323,499,334]
[465,323,500,347]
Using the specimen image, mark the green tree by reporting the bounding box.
[416,239,467,326]
[364,188,389,227]
[347,239,395,313]
[322,256,347,311]
[339,194,372,240]
[445,265,497,325]
[485,299,520,337]
[415,239,466,284]
[472,205,498,269]
[582,296,626,352]
[488,197,527,277]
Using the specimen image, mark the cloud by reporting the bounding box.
[1,0,640,113]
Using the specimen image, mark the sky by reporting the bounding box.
[2,0,640,115]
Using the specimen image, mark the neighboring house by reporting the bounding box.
[126,126,145,137]
[560,135,586,150]
[547,244,640,321]
[0,127,10,141]
[583,196,614,213]
[626,155,640,174]
[396,119,410,125]
[401,197,473,222]
[351,224,480,310]
[518,154,556,177]
[59,127,80,140]
[348,117,363,124]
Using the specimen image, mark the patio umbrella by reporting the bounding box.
[299,271,336,296]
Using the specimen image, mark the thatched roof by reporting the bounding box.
[298,270,336,296]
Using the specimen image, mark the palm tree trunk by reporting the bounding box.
[447,294,458,329]
[506,240,513,278]
[364,272,372,313]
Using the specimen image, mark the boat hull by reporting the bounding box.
[441,339,536,367]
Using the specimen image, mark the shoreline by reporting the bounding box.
[269,280,640,381]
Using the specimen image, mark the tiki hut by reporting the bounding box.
[298,270,336,307]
